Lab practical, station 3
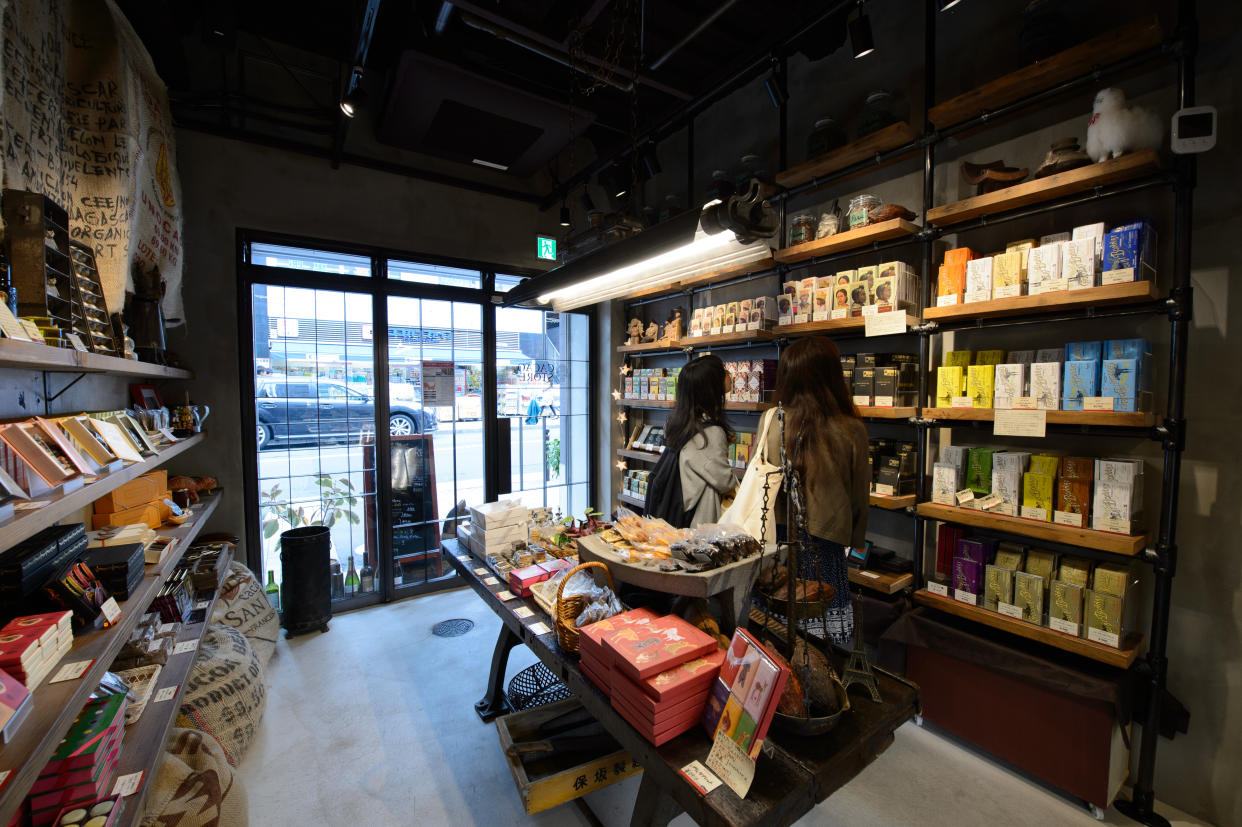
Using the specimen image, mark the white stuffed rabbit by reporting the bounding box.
[1086,88,1162,163]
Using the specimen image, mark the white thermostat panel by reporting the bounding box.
[1171,106,1216,154]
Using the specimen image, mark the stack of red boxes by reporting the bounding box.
[581,610,724,746]
[0,611,73,690]
[507,559,573,598]
[28,694,127,827]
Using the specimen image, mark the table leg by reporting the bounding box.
[628,773,683,827]
[474,622,521,722]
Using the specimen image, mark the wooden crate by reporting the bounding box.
[494,698,641,815]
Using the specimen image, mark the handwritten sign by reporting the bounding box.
[927,581,950,598]
[1087,627,1120,648]
[528,621,552,636]
[705,731,756,798]
[153,686,177,703]
[936,294,959,306]
[172,640,197,655]
[50,660,94,683]
[514,606,534,619]
[111,771,144,797]
[951,396,972,408]
[1054,510,1084,528]
[953,589,978,606]
[1084,397,1115,412]
[0,303,34,341]
[994,409,1046,438]
[1011,396,1037,410]
[997,602,1023,620]
[864,311,907,337]
[955,489,975,506]
[1020,505,1048,522]
[680,761,722,795]
[496,590,517,601]
[1050,617,1079,636]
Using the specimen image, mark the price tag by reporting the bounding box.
[1020,505,1048,522]
[955,489,975,506]
[18,320,43,342]
[994,409,1046,438]
[976,493,1003,510]
[1086,627,1120,648]
[472,567,488,576]
[1096,516,1132,534]
[875,483,895,497]
[514,606,534,619]
[864,311,907,337]
[1084,396,1115,412]
[66,333,89,352]
[0,303,33,341]
[173,640,198,655]
[483,577,499,586]
[50,659,94,683]
[1054,510,1084,528]
[194,600,210,611]
[112,771,145,797]
[1011,396,1037,410]
[100,597,122,625]
[993,285,1021,299]
[153,686,178,703]
[932,489,955,506]
[680,761,723,795]
[792,314,809,325]
[830,308,848,319]
[927,581,950,598]
[861,304,879,317]
[496,590,516,601]
[1041,278,1069,293]
[951,396,972,408]
[1102,267,1136,285]
[953,589,978,606]
[158,623,175,635]
[1050,617,1080,636]
[936,294,959,307]
[528,621,552,636]
[997,602,1023,619]
[852,395,871,408]
[874,395,894,408]
[858,570,880,579]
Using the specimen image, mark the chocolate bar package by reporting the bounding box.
[992,451,1031,474]
[1062,360,1100,410]
[1058,557,1093,589]
[932,462,960,504]
[991,467,1022,516]
[957,537,997,566]
[984,564,1014,612]
[1029,454,1060,477]
[1027,244,1061,293]
[1061,456,1095,481]
[1051,581,1085,633]
[967,365,994,408]
[1031,363,1061,410]
[1014,571,1045,624]
[1007,349,1036,365]
[1022,472,1055,520]
[976,350,1007,366]
[994,542,1025,571]
[1092,564,1132,597]
[944,350,973,369]
[1072,222,1107,266]
[992,249,1025,299]
[953,557,983,596]
[1102,219,1156,284]
[1056,477,1092,521]
[965,257,993,303]
[993,364,1027,408]
[1040,231,1071,246]
[1024,549,1060,589]
[936,366,964,407]
[1065,341,1103,362]
[1092,480,1141,534]
[1102,358,1149,411]
[1060,237,1097,290]
[940,445,970,480]
[966,449,995,495]
[1084,589,1128,647]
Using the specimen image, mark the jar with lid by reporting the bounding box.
[857,91,899,137]
[806,117,847,159]
[845,194,881,229]
[789,213,817,246]
[705,170,734,204]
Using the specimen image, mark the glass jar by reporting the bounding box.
[815,211,840,239]
[857,91,899,137]
[789,213,817,246]
[846,194,881,229]
[807,117,847,159]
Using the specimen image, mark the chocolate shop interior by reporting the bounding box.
[0,1,1237,825]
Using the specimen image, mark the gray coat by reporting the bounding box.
[678,425,737,527]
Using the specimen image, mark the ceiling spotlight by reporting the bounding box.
[600,164,628,199]
[938,0,963,10]
[559,204,571,227]
[340,65,366,117]
[849,4,875,59]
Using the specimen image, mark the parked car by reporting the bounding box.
[255,378,437,450]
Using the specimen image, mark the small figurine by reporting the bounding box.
[1033,138,1092,178]
[1085,88,1161,163]
[626,317,644,345]
[642,321,659,343]
[662,307,683,342]
[961,160,1029,195]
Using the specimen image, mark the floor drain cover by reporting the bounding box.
[433,618,474,637]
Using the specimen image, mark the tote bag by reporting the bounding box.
[719,409,782,544]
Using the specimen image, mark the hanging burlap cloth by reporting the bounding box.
[140,728,248,827]
[176,624,266,767]
[209,562,279,668]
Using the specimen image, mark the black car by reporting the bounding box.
[255,378,437,450]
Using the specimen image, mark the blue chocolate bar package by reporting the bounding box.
[1103,219,1157,283]
[1102,359,1140,410]
[1064,341,1103,363]
[1104,338,1152,361]
[1062,360,1101,410]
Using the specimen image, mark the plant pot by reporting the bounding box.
[280,525,332,636]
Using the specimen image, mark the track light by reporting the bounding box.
[600,164,628,199]
[638,145,661,181]
[340,66,366,117]
[559,204,571,227]
[938,0,963,10]
[849,4,875,59]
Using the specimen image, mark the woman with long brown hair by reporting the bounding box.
[757,336,869,642]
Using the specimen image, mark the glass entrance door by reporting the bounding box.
[252,284,380,609]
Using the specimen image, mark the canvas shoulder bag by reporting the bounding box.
[719,409,782,544]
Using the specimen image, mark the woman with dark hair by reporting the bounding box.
[757,336,869,642]
[646,355,736,528]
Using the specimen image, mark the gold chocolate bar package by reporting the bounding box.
[1014,571,1045,624]
[1057,557,1092,589]
[1024,549,1059,589]
[1051,581,1084,632]
[984,564,1014,612]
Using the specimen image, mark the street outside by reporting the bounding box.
[257,417,577,589]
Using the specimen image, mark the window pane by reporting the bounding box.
[251,243,371,276]
[496,274,525,293]
[389,259,482,288]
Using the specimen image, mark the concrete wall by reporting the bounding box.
[595,2,1241,823]
[165,129,559,555]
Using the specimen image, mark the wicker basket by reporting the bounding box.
[554,561,614,655]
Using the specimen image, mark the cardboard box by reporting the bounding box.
[92,471,168,514]
[471,500,530,530]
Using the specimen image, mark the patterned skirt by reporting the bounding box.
[754,528,854,645]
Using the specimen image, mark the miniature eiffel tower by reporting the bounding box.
[841,596,882,703]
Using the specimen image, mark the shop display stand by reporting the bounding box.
[605,4,1196,820]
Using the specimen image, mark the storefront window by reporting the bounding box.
[251,243,371,276]
[388,259,482,288]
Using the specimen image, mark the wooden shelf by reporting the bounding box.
[774,218,920,265]
[928,18,1164,129]
[0,433,207,550]
[858,406,916,420]
[617,448,661,463]
[776,122,920,190]
[617,337,681,354]
[680,328,775,348]
[622,256,777,303]
[914,589,1143,669]
[926,150,1162,227]
[617,491,645,509]
[923,281,1160,322]
[916,502,1147,556]
[849,568,913,595]
[0,493,222,825]
[775,313,919,338]
[923,406,1154,428]
[0,338,193,379]
[726,401,773,413]
[616,398,673,409]
[112,540,233,826]
[870,493,916,511]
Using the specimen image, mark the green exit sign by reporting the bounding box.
[537,236,557,261]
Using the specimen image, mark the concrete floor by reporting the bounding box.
[244,588,1210,827]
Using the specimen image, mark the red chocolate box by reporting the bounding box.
[604,615,716,682]
[578,608,659,662]
[507,564,550,597]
